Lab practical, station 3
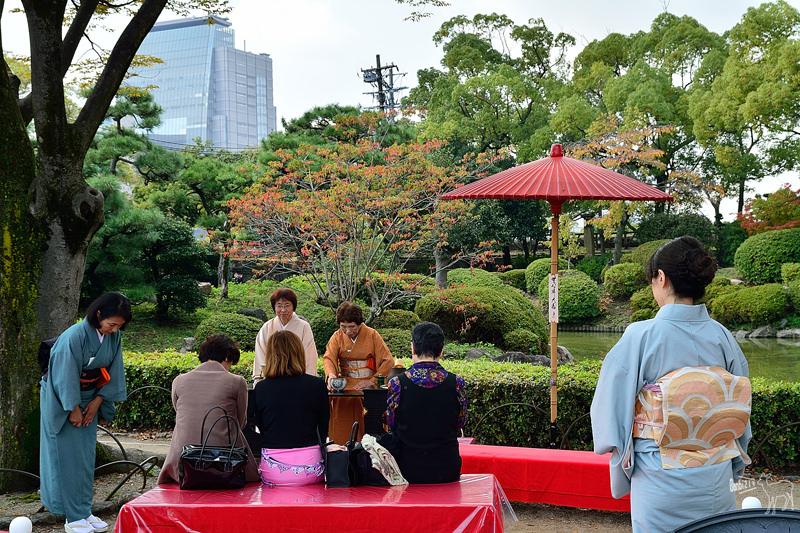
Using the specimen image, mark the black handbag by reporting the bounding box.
[325,422,359,487]
[178,406,249,490]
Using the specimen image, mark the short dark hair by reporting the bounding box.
[269,288,297,311]
[198,333,241,365]
[411,322,445,359]
[86,292,132,329]
[335,301,364,325]
[646,235,717,300]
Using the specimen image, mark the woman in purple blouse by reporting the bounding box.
[380,321,467,484]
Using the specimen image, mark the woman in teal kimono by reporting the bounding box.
[591,237,751,533]
[39,292,132,533]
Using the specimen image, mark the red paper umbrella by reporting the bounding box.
[442,144,673,447]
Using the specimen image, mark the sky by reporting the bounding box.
[2,0,798,220]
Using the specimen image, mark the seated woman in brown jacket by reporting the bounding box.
[158,334,260,485]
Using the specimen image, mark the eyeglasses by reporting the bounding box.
[275,303,293,310]
[339,324,360,332]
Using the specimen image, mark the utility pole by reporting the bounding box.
[361,54,407,116]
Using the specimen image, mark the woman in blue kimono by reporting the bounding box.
[39,292,132,533]
[591,236,751,533]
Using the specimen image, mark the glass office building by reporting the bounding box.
[130,16,277,150]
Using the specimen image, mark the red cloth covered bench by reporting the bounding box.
[459,443,631,512]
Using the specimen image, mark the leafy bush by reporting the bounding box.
[630,239,670,267]
[788,280,800,312]
[369,272,437,311]
[710,284,787,327]
[447,267,504,289]
[415,285,548,353]
[635,212,715,251]
[630,286,658,321]
[603,262,648,299]
[307,306,337,354]
[536,270,601,325]
[715,221,748,268]
[510,254,537,270]
[503,329,542,354]
[575,253,612,282]
[525,257,568,295]
[698,276,741,306]
[782,263,800,284]
[734,228,800,285]
[194,312,263,351]
[376,327,411,360]
[372,309,421,330]
[737,185,800,235]
[498,269,527,291]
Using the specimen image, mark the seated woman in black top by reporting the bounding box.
[380,321,468,484]
[253,330,329,486]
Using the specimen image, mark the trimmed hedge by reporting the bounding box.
[787,280,800,311]
[710,284,787,327]
[575,253,612,282]
[376,327,412,360]
[447,268,504,289]
[630,286,658,322]
[498,269,527,291]
[115,356,800,467]
[307,306,337,354]
[525,257,568,295]
[503,328,543,354]
[634,213,714,251]
[734,228,800,285]
[372,309,421,331]
[415,285,548,353]
[194,312,263,351]
[536,270,602,325]
[603,262,648,299]
[630,239,669,267]
[783,263,800,284]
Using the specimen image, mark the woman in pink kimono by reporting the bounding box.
[323,302,394,444]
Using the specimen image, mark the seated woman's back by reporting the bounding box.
[254,373,329,448]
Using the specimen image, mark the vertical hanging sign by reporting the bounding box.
[548,274,559,323]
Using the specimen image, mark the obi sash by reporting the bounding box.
[341,358,376,379]
[633,366,751,469]
[80,367,111,391]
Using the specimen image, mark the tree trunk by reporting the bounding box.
[218,254,229,299]
[521,238,529,260]
[583,223,595,257]
[613,219,624,265]
[502,245,511,266]
[434,249,448,289]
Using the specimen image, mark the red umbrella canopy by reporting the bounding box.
[441,144,673,212]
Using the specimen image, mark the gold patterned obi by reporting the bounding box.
[633,366,751,469]
[340,358,376,379]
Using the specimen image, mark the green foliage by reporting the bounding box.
[447,268,504,289]
[749,377,800,468]
[498,269,527,291]
[414,285,548,352]
[307,306,337,354]
[372,309,421,331]
[782,263,800,284]
[376,327,412,361]
[698,276,741,305]
[202,280,279,319]
[630,286,658,321]
[536,270,602,324]
[634,213,715,250]
[734,228,800,285]
[709,284,787,327]
[737,185,800,235]
[603,262,648,299]
[525,257,568,294]
[630,239,670,267]
[503,329,542,354]
[715,221,748,268]
[575,253,612,282]
[194,313,263,352]
[441,341,502,360]
[787,280,800,312]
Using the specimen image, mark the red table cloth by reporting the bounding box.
[459,443,631,512]
[114,474,506,532]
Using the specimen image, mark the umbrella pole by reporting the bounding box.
[549,212,559,448]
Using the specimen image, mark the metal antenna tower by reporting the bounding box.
[361,54,407,115]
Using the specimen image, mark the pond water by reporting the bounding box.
[557,331,800,383]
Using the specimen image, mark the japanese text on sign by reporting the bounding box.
[548,274,559,323]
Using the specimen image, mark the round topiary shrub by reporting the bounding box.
[634,212,715,251]
[414,285,548,352]
[307,306,337,353]
[372,309,421,330]
[536,270,601,324]
[710,283,787,327]
[734,228,800,285]
[631,239,670,267]
[788,280,800,311]
[698,276,741,306]
[603,262,648,299]
[194,312,264,352]
[630,286,658,318]
[376,327,411,360]
[447,268,504,289]
[782,263,800,284]
[525,257,568,295]
[503,328,542,354]
[498,269,527,291]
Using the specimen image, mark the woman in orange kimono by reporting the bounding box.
[323,302,394,444]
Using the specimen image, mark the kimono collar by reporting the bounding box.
[655,303,710,322]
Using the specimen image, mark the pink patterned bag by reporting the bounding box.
[260,444,324,487]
